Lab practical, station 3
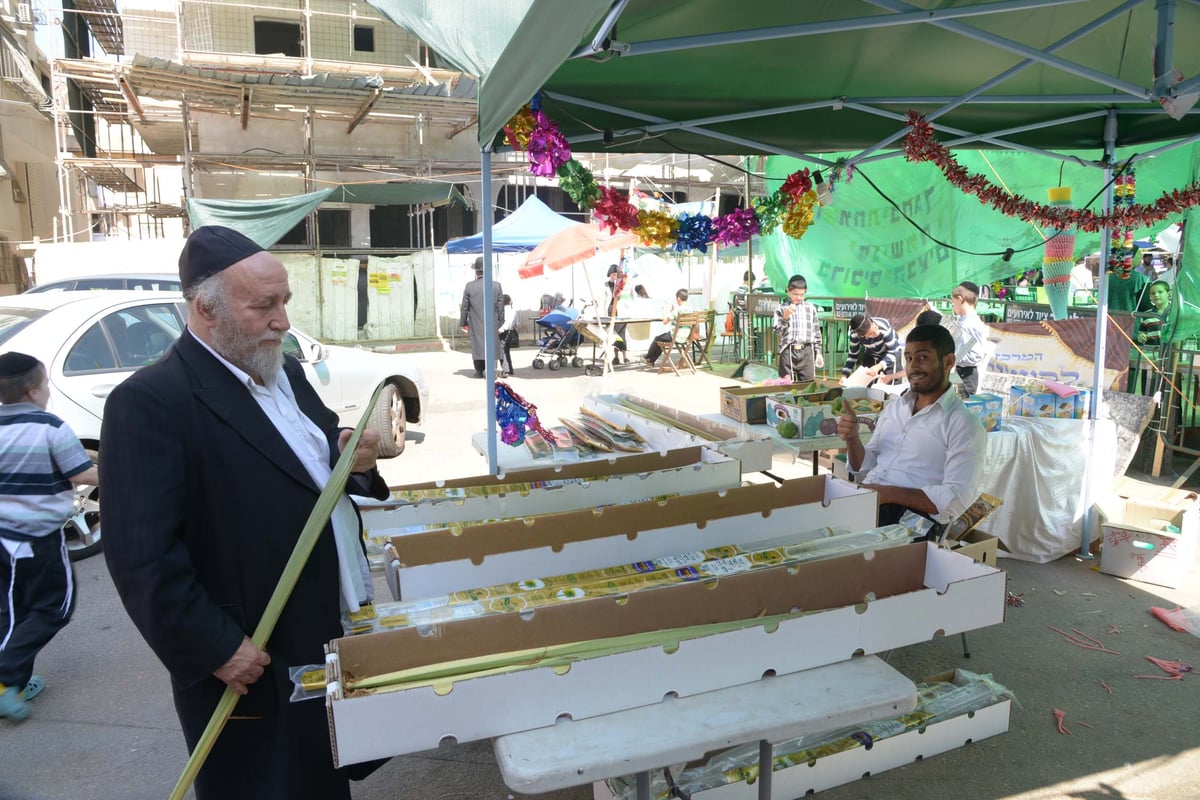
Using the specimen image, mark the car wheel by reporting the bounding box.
[370,383,407,459]
[63,449,101,561]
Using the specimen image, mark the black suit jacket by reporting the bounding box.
[101,329,388,799]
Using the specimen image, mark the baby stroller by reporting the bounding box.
[532,304,584,371]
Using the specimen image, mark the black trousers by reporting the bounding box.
[0,532,75,688]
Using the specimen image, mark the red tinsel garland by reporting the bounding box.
[903,111,1200,234]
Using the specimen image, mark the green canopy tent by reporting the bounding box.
[369,0,1200,501]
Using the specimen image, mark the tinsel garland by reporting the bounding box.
[904,111,1200,233]
[556,159,602,211]
[500,100,831,250]
[593,186,640,234]
[780,190,819,240]
[675,212,715,253]
[780,168,813,201]
[495,382,553,447]
[527,111,572,177]
[502,104,537,152]
[711,207,759,247]
[637,208,680,248]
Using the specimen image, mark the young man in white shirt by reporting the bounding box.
[837,324,985,528]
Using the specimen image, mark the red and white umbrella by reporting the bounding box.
[518,223,638,278]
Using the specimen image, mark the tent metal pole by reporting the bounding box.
[617,0,1087,58]
[865,0,1152,100]
[849,0,1144,163]
[482,147,499,475]
[1082,109,1120,560]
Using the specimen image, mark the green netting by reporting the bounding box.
[760,146,1200,343]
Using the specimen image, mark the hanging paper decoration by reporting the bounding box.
[499,97,830,250]
[1042,187,1076,320]
[904,111,1200,232]
[712,207,759,247]
[495,382,553,447]
[637,208,679,248]
[780,168,813,202]
[527,111,572,177]
[1107,170,1137,279]
[780,190,819,240]
[556,159,602,211]
[502,104,537,152]
[674,212,715,253]
[593,186,640,234]
[752,193,789,235]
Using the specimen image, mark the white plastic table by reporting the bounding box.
[493,655,916,800]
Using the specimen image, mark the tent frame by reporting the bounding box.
[470,0,1196,558]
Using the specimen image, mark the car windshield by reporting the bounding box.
[0,308,46,346]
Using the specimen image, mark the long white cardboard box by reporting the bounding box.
[360,446,742,530]
[325,543,1006,765]
[385,474,877,601]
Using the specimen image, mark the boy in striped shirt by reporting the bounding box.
[841,313,903,384]
[0,352,98,721]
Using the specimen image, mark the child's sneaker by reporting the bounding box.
[0,685,30,721]
[20,676,44,702]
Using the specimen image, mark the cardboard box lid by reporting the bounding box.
[385,447,705,492]
[389,475,872,567]
[1102,497,1191,535]
[333,543,992,681]
[1109,477,1200,509]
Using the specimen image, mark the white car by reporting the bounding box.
[0,291,428,559]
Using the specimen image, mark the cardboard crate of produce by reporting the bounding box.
[766,388,885,441]
[324,543,1006,764]
[386,474,877,600]
[596,674,1010,800]
[360,447,742,531]
[1100,498,1198,589]
[720,380,841,424]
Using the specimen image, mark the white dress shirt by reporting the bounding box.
[856,387,986,522]
[193,334,371,612]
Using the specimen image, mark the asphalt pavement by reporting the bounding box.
[3,344,1200,800]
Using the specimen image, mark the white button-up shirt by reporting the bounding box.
[856,387,986,522]
[193,334,371,611]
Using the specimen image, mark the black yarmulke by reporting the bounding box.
[0,351,39,377]
[179,226,265,292]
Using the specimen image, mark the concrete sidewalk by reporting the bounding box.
[4,345,1200,800]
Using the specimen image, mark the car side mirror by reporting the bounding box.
[309,342,325,363]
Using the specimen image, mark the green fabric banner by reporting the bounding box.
[187,189,334,248]
[762,146,1200,343]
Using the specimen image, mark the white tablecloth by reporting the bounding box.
[977,416,1116,563]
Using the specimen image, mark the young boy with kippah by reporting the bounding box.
[0,352,99,721]
[950,281,990,398]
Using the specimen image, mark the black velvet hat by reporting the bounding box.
[179,226,265,292]
[0,351,39,377]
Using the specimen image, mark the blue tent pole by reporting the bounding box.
[1081,109,1119,560]
[482,147,499,475]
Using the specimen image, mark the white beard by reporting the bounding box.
[211,314,285,382]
